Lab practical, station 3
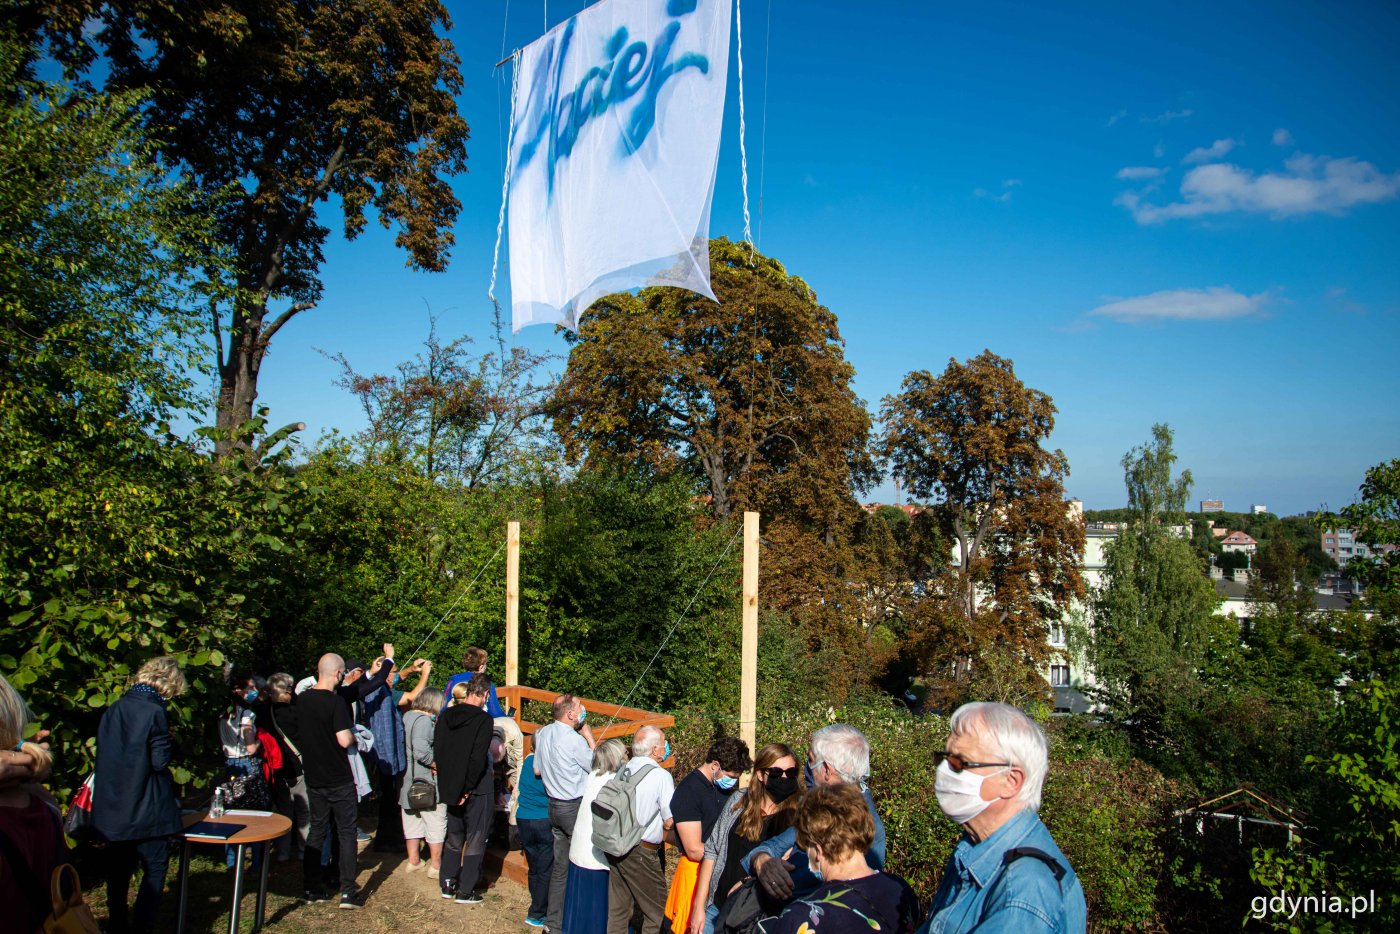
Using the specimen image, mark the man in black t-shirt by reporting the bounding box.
[290,654,362,909]
[665,737,752,933]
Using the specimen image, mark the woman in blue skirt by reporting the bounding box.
[563,739,628,934]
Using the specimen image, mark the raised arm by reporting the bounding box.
[398,659,433,709]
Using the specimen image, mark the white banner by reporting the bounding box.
[507,0,732,332]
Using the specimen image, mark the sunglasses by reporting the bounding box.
[933,751,1012,773]
[764,766,799,780]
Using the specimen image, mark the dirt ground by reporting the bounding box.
[81,820,534,934]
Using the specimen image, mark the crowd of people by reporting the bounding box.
[0,644,1089,934]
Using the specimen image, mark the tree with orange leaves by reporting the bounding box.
[879,350,1084,706]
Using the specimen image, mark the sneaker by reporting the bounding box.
[339,890,364,910]
[355,829,371,843]
[455,891,484,905]
[525,917,547,927]
[440,880,458,900]
[301,889,329,904]
[403,861,424,873]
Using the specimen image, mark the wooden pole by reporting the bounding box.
[740,511,760,772]
[506,521,520,692]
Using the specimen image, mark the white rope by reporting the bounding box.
[756,0,772,249]
[602,523,744,732]
[735,0,753,252]
[405,539,508,663]
[488,56,522,306]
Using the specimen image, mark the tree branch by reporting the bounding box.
[260,302,316,347]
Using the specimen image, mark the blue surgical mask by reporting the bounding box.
[716,774,738,791]
[664,740,672,761]
[577,708,587,725]
[809,849,823,882]
[244,689,259,703]
[805,759,818,788]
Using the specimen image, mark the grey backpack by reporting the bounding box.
[590,761,659,857]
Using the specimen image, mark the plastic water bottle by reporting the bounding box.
[210,786,225,819]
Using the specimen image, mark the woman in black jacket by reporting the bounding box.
[94,656,187,934]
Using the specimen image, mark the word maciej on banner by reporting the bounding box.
[507,0,732,332]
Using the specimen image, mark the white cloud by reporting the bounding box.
[1121,152,1400,224]
[1117,166,1167,180]
[975,179,1020,202]
[1142,109,1194,125]
[1183,138,1238,163]
[1153,141,1167,159]
[1272,128,1294,147]
[1088,287,1268,324]
[1106,109,1128,127]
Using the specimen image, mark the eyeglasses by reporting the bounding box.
[764,766,799,780]
[933,751,1012,773]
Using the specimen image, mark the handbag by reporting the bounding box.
[0,823,100,934]
[61,774,95,840]
[404,712,437,810]
[715,877,769,934]
[407,779,438,810]
[224,771,272,811]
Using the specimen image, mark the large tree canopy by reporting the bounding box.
[29,0,470,448]
[879,351,1084,701]
[552,238,874,530]
[0,33,306,792]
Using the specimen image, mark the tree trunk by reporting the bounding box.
[215,298,268,457]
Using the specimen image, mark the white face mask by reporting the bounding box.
[934,759,1005,824]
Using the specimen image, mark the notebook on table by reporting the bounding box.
[184,821,246,840]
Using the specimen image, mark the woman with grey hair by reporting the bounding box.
[400,686,448,873]
[562,739,627,934]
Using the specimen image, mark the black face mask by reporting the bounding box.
[766,775,798,803]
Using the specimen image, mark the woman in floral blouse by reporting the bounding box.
[759,784,921,934]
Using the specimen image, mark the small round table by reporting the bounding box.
[177,810,291,934]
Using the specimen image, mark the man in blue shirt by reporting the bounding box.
[917,702,1086,934]
[743,724,885,903]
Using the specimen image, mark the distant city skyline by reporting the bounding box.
[237,0,1397,519]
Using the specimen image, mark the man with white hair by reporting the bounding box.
[918,702,1085,933]
[744,724,886,903]
[606,725,676,934]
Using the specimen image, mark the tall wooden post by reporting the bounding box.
[505,521,520,691]
[740,511,760,768]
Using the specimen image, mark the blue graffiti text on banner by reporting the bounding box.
[515,0,709,194]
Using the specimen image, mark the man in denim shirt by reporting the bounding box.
[918,702,1086,934]
[743,724,885,904]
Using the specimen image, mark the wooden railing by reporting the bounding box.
[498,685,675,762]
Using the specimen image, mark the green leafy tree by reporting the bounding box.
[1090,425,1227,748]
[0,41,307,796]
[31,0,471,450]
[1321,458,1400,620]
[879,350,1084,705]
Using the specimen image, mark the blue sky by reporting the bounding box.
[250,0,1400,516]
